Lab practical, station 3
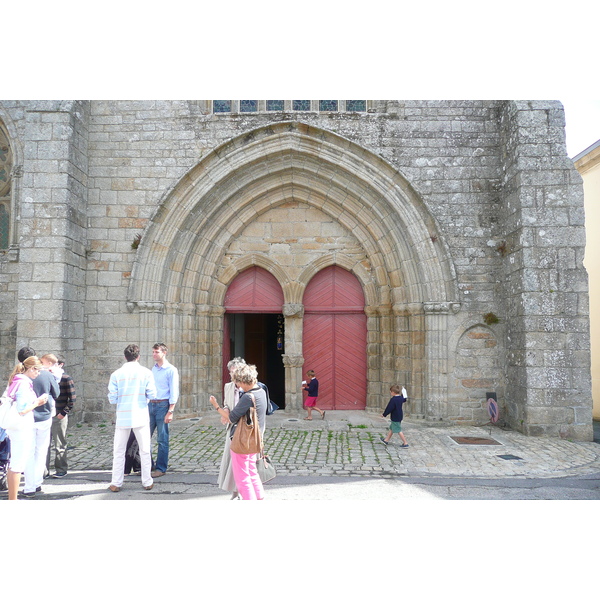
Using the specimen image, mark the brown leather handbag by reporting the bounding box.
[230,393,262,454]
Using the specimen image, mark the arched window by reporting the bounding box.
[0,121,13,250]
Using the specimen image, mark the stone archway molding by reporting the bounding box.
[126,121,462,416]
[128,121,459,311]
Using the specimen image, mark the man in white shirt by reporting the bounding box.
[107,344,157,492]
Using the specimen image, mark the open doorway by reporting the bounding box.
[225,313,286,409]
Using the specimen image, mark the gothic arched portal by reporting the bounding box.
[127,121,460,416]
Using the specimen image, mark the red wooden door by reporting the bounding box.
[224,266,284,313]
[303,266,367,410]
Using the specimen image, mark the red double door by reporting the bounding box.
[302,266,367,410]
[224,265,367,410]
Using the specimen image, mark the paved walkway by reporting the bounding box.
[61,410,600,480]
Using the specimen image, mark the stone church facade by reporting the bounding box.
[0,100,593,440]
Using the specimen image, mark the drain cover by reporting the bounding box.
[450,436,501,445]
[287,419,299,422]
[497,454,523,461]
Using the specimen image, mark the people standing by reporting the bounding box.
[212,357,246,499]
[107,344,157,492]
[380,385,409,448]
[3,357,48,500]
[302,369,325,420]
[20,349,59,498]
[46,355,76,478]
[149,342,179,477]
[210,363,267,501]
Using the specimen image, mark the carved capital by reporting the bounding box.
[392,303,423,316]
[208,305,226,317]
[126,301,164,314]
[170,302,196,316]
[192,304,225,317]
[365,304,394,317]
[283,303,304,318]
[423,301,461,315]
[282,354,305,367]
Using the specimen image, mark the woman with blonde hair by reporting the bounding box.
[211,357,245,499]
[210,363,267,500]
[3,357,48,500]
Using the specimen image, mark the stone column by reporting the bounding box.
[423,302,461,422]
[202,304,223,415]
[366,306,384,411]
[282,303,304,412]
[165,302,197,417]
[391,302,413,414]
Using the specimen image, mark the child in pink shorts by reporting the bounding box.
[302,370,325,420]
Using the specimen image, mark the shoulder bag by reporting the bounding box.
[230,393,262,455]
[0,386,26,433]
[256,450,276,483]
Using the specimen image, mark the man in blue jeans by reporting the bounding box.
[149,343,179,477]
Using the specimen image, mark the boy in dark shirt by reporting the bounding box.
[302,370,325,420]
[380,385,409,448]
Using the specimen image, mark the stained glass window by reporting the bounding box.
[346,100,366,112]
[0,203,9,249]
[213,100,232,113]
[240,100,258,112]
[293,100,310,111]
[319,100,338,111]
[211,99,367,113]
[0,124,12,250]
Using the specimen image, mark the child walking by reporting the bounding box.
[380,385,408,447]
[302,370,325,420]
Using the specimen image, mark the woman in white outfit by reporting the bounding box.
[4,357,48,500]
[212,357,246,499]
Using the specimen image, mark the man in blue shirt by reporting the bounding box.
[150,343,179,477]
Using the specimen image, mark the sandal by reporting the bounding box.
[303,417,312,420]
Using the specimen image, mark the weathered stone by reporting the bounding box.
[0,100,592,439]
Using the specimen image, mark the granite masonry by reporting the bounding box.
[0,100,592,440]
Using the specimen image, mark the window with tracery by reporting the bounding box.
[211,100,367,114]
[0,121,13,249]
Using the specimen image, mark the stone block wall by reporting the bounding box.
[498,101,591,439]
[0,100,592,439]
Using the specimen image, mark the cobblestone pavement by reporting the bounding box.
[61,410,600,480]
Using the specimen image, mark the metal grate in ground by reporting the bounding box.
[450,436,502,445]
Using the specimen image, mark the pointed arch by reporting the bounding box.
[224,266,284,313]
[128,121,459,311]
[125,121,461,415]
